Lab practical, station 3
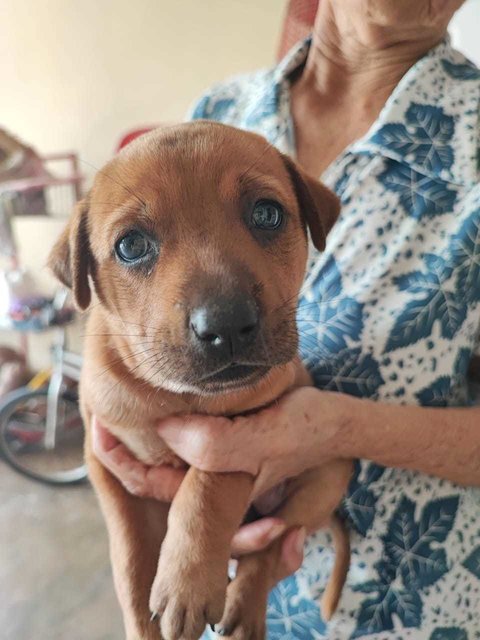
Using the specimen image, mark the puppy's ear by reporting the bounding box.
[282,154,340,251]
[48,198,92,310]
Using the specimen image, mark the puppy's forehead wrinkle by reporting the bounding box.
[94,125,289,223]
[155,125,277,181]
[92,163,147,209]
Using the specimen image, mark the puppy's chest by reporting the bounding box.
[81,346,186,468]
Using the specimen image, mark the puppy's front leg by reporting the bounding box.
[150,469,254,640]
[85,429,168,640]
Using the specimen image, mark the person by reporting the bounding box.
[92,1,480,637]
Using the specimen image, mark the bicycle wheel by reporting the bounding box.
[0,386,88,485]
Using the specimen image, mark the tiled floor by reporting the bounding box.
[0,460,124,640]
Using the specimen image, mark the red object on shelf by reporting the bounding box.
[115,128,156,152]
[277,0,318,60]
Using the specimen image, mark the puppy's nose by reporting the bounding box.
[189,295,259,357]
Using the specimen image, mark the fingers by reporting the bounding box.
[92,418,119,452]
[231,519,306,581]
[157,414,259,474]
[275,527,306,582]
[91,417,185,502]
[144,464,185,502]
[231,518,286,556]
[92,417,147,493]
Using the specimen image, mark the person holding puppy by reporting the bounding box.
[94,0,480,637]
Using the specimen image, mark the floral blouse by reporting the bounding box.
[192,38,480,640]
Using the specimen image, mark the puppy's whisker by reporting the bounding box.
[81,333,159,340]
[96,346,158,380]
[139,355,164,393]
[142,353,186,400]
[107,315,163,333]
[149,357,182,394]
[79,159,147,209]
[106,298,161,336]
[88,202,146,208]
[104,351,160,400]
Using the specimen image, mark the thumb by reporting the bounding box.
[274,527,306,582]
[157,414,257,473]
[157,415,216,467]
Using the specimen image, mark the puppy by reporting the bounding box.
[48,122,353,640]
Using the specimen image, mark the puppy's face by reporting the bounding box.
[49,123,339,394]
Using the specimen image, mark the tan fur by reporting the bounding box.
[48,122,353,640]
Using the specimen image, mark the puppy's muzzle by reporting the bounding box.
[189,292,259,362]
[187,289,269,389]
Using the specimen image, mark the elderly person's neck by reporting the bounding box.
[290,0,462,176]
[304,1,450,112]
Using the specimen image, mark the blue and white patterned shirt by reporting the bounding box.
[192,38,480,640]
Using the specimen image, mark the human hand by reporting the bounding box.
[157,387,348,499]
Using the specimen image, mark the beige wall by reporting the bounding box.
[1,0,287,181]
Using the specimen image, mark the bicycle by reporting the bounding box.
[0,154,87,485]
[0,292,87,485]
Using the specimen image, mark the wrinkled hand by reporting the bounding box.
[91,418,185,501]
[157,386,345,499]
[91,417,305,575]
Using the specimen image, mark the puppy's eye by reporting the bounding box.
[115,231,150,263]
[251,200,284,230]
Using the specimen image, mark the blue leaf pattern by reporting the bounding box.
[430,628,468,640]
[372,104,455,172]
[416,348,472,405]
[385,254,468,353]
[385,496,458,588]
[266,577,325,640]
[310,347,384,397]
[378,163,457,218]
[245,85,279,127]
[415,375,452,406]
[351,580,422,638]
[450,208,480,304]
[342,462,386,536]
[191,95,236,121]
[298,255,365,365]
[462,546,480,580]
[352,496,459,637]
[442,59,480,80]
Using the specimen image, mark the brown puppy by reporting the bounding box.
[48,122,353,640]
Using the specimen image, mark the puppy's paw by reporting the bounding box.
[214,577,267,640]
[149,563,227,640]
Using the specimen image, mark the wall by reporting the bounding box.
[451,0,480,65]
[1,0,287,179]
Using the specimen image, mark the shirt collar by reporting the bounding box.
[274,37,480,187]
[273,36,312,84]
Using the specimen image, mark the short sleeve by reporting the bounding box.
[186,92,214,121]
[185,76,246,124]
[185,67,276,127]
